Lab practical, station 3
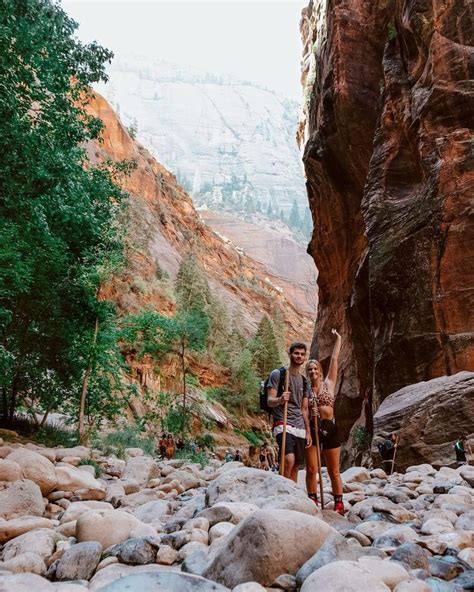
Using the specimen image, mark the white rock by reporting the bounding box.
[233,584,267,592]
[76,509,156,548]
[132,499,171,523]
[125,447,144,457]
[341,467,371,483]
[123,456,160,486]
[214,502,260,524]
[209,521,235,543]
[358,556,410,588]
[393,579,432,592]
[55,465,106,500]
[0,480,45,520]
[0,552,46,575]
[156,544,178,565]
[2,528,61,562]
[406,464,437,475]
[0,458,22,482]
[0,516,53,543]
[300,560,390,592]
[458,547,474,568]
[60,500,113,523]
[420,518,454,535]
[55,447,90,461]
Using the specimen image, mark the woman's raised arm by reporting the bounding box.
[326,328,342,390]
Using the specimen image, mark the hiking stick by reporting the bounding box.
[390,440,398,475]
[312,405,325,509]
[279,368,290,476]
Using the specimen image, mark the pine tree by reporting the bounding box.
[252,316,281,377]
[289,199,301,229]
[175,254,211,313]
[270,305,287,360]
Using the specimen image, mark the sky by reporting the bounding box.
[62,0,308,99]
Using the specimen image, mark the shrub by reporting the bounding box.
[94,425,155,458]
[78,458,101,478]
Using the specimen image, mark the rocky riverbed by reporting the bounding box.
[0,439,473,591]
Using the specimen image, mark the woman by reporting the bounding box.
[305,329,344,514]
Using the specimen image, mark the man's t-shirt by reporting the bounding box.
[267,369,310,430]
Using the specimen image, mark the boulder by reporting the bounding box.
[202,509,334,587]
[156,545,178,565]
[120,488,166,508]
[0,573,58,592]
[1,528,61,562]
[0,552,46,575]
[60,500,113,523]
[213,502,259,525]
[95,571,230,591]
[123,456,160,486]
[206,468,318,516]
[341,467,371,483]
[390,543,430,570]
[7,449,57,494]
[208,522,234,543]
[300,560,390,592]
[55,464,106,500]
[106,537,158,565]
[55,447,90,461]
[54,541,102,581]
[0,516,53,543]
[132,499,171,524]
[76,509,156,548]
[358,556,410,588]
[162,469,200,491]
[0,458,22,482]
[296,531,386,586]
[393,581,432,592]
[0,480,44,520]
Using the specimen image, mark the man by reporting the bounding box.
[267,342,312,482]
[455,436,468,466]
[378,433,398,473]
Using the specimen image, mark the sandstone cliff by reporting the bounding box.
[299,0,474,460]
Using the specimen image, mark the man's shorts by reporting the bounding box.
[310,418,340,451]
[276,432,306,467]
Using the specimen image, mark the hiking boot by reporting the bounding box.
[308,492,319,506]
[334,499,345,515]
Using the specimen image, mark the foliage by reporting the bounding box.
[196,433,215,449]
[0,0,131,427]
[95,425,155,458]
[161,404,191,436]
[387,22,397,41]
[353,425,371,450]
[234,428,264,447]
[78,458,101,478]
[174,447,210,467]
[252,316,281,378]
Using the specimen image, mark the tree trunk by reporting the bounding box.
[79,317,99,444]
[181,340,186,443]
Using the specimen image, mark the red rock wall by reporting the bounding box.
[299,0,474,458]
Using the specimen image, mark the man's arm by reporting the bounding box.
[267,386,290,408]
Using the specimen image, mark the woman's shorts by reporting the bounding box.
[310,418,340,451]
[276,432,306,467]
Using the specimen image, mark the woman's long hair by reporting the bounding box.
[306,359,323,381]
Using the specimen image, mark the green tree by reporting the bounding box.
[270,305,287,360]
[174,254,211,313]
[228,348,260,414]
[252,315,281,377]
[0,0,129,427]
[289,199,302,229]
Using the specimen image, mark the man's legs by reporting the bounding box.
[284,453,296,481]
[305,445,318,494]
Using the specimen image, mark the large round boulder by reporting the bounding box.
[76,509,155,549]
[0,480,44,520]
[300,560,390,591]
[202,509,334,588]
[7,449,57,495]
[206,468,318,516]
[55,464,106,500]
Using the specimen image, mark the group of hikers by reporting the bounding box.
[262,329,345,514]
[158,433,182,459]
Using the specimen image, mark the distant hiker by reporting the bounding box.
[234,449,242,462]
[259,442,269,470]
[224,449,234,462]
[306,328,344,514]
[165,434,175,459]
[378,433,398,473]
[267,342,312,482]
[159,434,167,459]
[455,436,468,466]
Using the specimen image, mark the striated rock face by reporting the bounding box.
[373,372,474,470]
[87,92,314,342]
[299,0,474,459]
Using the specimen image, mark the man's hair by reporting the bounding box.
[289,341,307,353]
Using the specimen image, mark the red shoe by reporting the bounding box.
[334,499,345,515]
[308,493,319,506]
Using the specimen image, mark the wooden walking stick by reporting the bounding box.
[279,368,290,476]
[312,401,325,509]
[390,436,399,475]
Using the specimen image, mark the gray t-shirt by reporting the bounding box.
[268,369,310,429]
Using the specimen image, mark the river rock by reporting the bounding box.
[162,469,200,491]
[76,509,155,548]
[60,500,113,523]
[202,509,333,587]
[458,548,474,568]
[390,543,430,570]
[106,537,158,565]
[156,545,178,565]
[54,541,102,581]
[95,570,230,591]
[209,522,234,543]
[0,516,53,543]
[0,552,46,575]
[206,468,318,516]
[55,464,106,500]
[393,580,432,592]
[130,499,170,523]
[342,467,371,483]
[212,502,259,525]
[196,506,233,527]
[454,511,474,531]
[0,458,22,482]
[0,480,44,519]
[420,518,454,535]
[55,447,90,461]
[300,560,390,592]
[6,449,57,495]
[2,528,61,562]
[358,556,410,588]
[296,531,386,586]
[123,456,160,486]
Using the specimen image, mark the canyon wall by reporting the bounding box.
[299,0,474,461]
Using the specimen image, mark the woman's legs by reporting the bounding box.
[323,446,344,514]
[305,445,318,496]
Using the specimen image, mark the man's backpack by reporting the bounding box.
[259,367,308,415]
